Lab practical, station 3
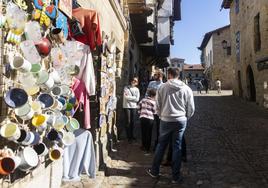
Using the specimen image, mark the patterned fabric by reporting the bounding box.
[138,97,156,120]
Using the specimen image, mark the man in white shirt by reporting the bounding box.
[215,78,221,94]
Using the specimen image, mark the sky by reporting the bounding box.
[170,0,230,64]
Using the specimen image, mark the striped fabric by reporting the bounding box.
[138,97,156,120]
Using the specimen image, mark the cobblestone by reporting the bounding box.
[62,90,268,188]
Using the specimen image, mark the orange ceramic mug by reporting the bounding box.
[0,155,21,175]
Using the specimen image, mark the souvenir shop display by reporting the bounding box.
[0,0,109,181]
[0,0,82,176]
[98,34,117,130]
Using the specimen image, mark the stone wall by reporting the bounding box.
[229,0,268,106]
[78,0,128,171]
[1,159,62,188]
[212,27,234,89]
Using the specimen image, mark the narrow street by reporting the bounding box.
[63,91,268,188]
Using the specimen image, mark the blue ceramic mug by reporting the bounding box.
[38,93,54,108]
[4,88,28,108]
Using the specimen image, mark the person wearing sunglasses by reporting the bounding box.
[123,77,140,143]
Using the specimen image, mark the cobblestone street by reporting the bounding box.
[63,91,268,188]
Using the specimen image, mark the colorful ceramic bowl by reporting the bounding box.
[4,88,28,108]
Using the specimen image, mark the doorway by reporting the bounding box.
[237,71,243,97]
[246,66,256,102]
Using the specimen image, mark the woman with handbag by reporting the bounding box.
[123,77,140,143]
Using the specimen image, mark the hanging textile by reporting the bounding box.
[63,129,96,181]
[75,41,96,96]
[70,8,102,51]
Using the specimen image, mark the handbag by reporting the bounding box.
[127,86,135,96]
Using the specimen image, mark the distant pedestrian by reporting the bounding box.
[203,78,209,94]
[138,89,156,155]
[215,78,221,94]
[197,80,203,94]
[146,68,195,184]
[146,70,164,150]
[123,77,140,143]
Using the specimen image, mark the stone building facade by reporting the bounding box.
[183,64,204,83]
[222,0,268,107]
[77,0,128,171]
[199,25,234,89]
[170,58,185,79]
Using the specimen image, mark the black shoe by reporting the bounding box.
[162,161,171,166]
[171,177,183,184]
[131,137,137,143]
[128,139,132,144]
[140,146,146,151]
[182,156,187,163]
[144,151,151,156]
[146,169,159,178]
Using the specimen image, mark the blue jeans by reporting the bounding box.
[151,120,187,181]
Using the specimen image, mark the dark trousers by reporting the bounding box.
[154,114,160,149]
[140,117,154,151]
[124,108,136,141]
[151,120,187,181]
[167,134,186,162]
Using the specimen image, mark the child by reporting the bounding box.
[137,89,156,154]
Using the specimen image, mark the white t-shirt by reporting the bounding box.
[216,80,221,87]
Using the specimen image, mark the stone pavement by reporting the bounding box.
[62,91,268,188]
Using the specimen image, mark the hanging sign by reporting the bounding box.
[59,0,72,18]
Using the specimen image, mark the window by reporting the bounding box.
[235,31,240,62]
[172,63,175,67]
[177,64,180,68]
[195,74,199,77]
[227,47,232,56]
[254,13,261,52]
[235,0,239,14]
[209,50,212,65]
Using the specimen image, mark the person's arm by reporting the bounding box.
[186,89,195,119]
[134,88,140,102]
[156,88,162,116]
[152,102,157,115]
[137,101,141,114]
[124,87,137,101]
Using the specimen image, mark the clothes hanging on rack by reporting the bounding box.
[70,8,102,51]
[72,78,90,129]
[63,129,96,181]
[71,41,96,129]
[75,41,96,96]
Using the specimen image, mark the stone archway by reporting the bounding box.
[246,65,256,102]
